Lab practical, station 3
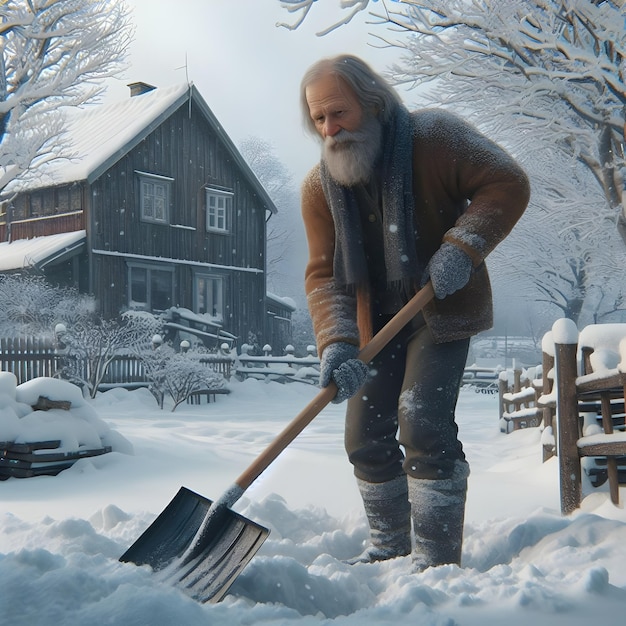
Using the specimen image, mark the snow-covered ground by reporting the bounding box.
[1,376,625,625]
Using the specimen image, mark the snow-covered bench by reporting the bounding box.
[551,319,626,514]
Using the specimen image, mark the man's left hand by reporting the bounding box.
[422,242,473,299]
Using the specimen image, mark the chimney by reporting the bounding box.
[128,81,156,97]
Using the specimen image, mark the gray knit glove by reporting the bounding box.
[319,342,369,404]
[422,242,473,299]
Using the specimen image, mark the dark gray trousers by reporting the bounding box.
[345,313,470,482]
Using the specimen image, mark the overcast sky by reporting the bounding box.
[105,0,407,184]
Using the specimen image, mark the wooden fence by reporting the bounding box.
[2,336,507,392]
[0,337,233,388]
[0,337,60,383]
[494,322,626,514]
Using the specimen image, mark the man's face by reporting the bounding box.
[305,73,382,187]
[305,73,364,139]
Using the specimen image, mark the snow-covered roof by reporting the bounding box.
[7,84,189,191]
[266,292,297,311]
[5,83,277,213]
[0,230,85,271]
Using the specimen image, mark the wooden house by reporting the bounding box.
[0,82,294,351]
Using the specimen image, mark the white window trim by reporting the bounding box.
[205,187,233,234]
[138,172,173,225]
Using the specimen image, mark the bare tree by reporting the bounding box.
[486,136,626,328]
[239,136,298,288]
[0,0,133,196]
[278,0,626,245]
[239,136,316,351]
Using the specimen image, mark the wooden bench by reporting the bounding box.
[0,440,112,479]
[186,387,231,405]
[552,319,626,514]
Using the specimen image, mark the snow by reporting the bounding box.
[1,374,625,624]
[541,331,554,357]
[0,230,85,272]
[551,318,578,345]
[6,84,190,191]
[578,324,626,352]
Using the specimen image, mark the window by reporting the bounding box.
[129,264,173,312]
[195,274,224,319]
[206,188,233,233]
[138,172,172,224]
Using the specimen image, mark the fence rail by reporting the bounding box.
[2,336,507,393]
[0,338,233,388]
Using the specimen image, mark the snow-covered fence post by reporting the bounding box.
[552,318,582,515]
[54,323,67,351]
[284,344,295,369]
[540,332,556,462]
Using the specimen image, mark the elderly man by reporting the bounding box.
[299,55,530,570]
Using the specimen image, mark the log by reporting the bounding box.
[32,396,71,411]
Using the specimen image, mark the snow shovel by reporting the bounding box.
[120,282,435,603]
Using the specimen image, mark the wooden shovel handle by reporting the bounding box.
[234,282,434,492]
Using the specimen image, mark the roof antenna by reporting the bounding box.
[175,53,192,117]
[175,53,190,84]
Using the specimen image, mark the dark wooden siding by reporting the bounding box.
[2,96,271,349]
[8,211,85,240]
[88,101,267,345]
[266,298,295,351]
[1,182,86,242]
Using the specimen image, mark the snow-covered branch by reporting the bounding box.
[0,0,133,196]
[278,0,626,244]
[278,0,371,35]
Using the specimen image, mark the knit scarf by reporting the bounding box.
[319,106,420,294]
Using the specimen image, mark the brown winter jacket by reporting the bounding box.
[301,109,530,355]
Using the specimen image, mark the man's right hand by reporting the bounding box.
[319,342,369,404]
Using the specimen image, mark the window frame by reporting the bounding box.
[137,171,173,225]
[194,273,225,320]
[205,187,233,234]
[128,262,174,312]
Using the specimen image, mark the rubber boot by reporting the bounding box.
[408,461,469,571]
[345,474,412,564]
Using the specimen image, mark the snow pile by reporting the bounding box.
[0,373,132,454]
[578,323,626,375]
[0,378,625,625]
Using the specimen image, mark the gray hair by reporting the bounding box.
[300,54,403,135]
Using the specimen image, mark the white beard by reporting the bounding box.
[322,114,382,187]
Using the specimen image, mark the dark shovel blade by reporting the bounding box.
[119,486,269,603]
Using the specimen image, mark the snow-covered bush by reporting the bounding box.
[0,274,95,337]
[58,311,161,399]
[135,343,226,411]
